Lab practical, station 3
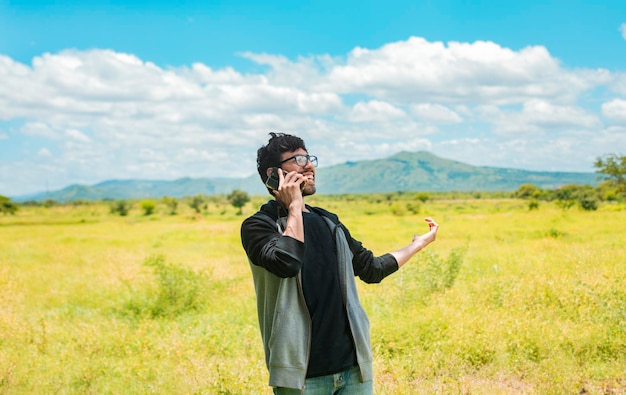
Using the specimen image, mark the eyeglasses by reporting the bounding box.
[280,154,318,167]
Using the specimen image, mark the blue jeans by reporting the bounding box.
[273,365,373,395]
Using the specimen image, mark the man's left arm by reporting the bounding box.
[390,217,439,268]
[349,217,439,283]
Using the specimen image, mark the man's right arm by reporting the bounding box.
[272,170,306,242]
[241,215,305,278]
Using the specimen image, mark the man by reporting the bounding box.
[240,133,439,394]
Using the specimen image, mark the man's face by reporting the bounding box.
[279,148,316,196]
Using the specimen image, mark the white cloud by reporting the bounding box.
[436,129,621,173]
[521,100,600,128]
[620,23,626,40]
[65,129,90,142]
[602,99,626,123]
[613,73,626,96]
[20,122,58,139]
[479,100,601,135]
[315,136,433,167]
[347,100,406,122]
[322,37,610,105]
[0,36,625,196]
[411,103,463,123]
[37,148,52,157]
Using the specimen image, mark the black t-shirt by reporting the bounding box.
[302,211,357,378]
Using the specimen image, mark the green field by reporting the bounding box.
[1,196,625,394]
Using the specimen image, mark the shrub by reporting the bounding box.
[390,202,408,216]
[0,195,18,215]
[406,201,421,214]
[122,255,211,319]
[578,192,599,211]
[555,199,575,210]
[415,192,430,203]
[140,200,156,216]
[161,196,178,215]
[110,200,130,216]
[189,195,205,214]
[546,228,566,238]
[418,247,466,295]
[227,189,250,215]
[42,199,58,208]
[516,183,541,199]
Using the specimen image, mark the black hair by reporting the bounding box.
[256,132,307,183]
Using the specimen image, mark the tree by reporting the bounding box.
[552,184,581,210]
[553,184,583,201]
[515,183,541,199]
[551,184,599,211]
[111,200,130,216]
[189,195,205,214]
[578,190,599,211]
[414,192,430,203]
[0,195,18,215]
[227,189,250,215]
[141,200,156,216]
[161,196,178,215]
[595,153,626,195]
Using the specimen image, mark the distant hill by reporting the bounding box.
[315,151,598,193]
[13,151,599,202]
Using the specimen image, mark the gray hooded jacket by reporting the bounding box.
[241,200,398,390]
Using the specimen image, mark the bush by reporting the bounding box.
[110,200,130,216]
[122,255,211,319]
[390,202,408,216]
[0,195,18,215]
[189,195,205,214]
[546,228,566,238]
[578,192,599,211]
[162,196,178,215]
[516,184,541,199]
[406,201,421,214]
[227,189,250,215]
[416,247,466,296]
[555,199,575,210]
[140,200,156,216]
[42,199,58,208]
[415,192,430,203]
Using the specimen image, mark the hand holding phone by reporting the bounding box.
[265,167,306,192]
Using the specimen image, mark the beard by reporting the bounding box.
[302,184,316,196]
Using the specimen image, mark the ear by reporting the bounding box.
[266,167,273,178]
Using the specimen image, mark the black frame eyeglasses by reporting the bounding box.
[280,154,318,167]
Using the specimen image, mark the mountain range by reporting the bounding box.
[13,151,599,202]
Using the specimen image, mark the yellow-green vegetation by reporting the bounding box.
[1,195,625,394]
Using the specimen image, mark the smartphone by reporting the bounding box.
[265,167,307,192]
[265,167,281,191]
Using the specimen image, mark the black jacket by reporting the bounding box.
[241,199,399,283]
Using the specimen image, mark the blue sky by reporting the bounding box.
[1,0,626,197]
[3,1,625,70]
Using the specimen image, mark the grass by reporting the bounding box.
[0,197,625,394]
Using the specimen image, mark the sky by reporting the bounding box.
[1,0,626,197]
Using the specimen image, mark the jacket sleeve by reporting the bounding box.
[341,224,399,284]
[241,214,305,278]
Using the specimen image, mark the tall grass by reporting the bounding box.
[0,198,625,394]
